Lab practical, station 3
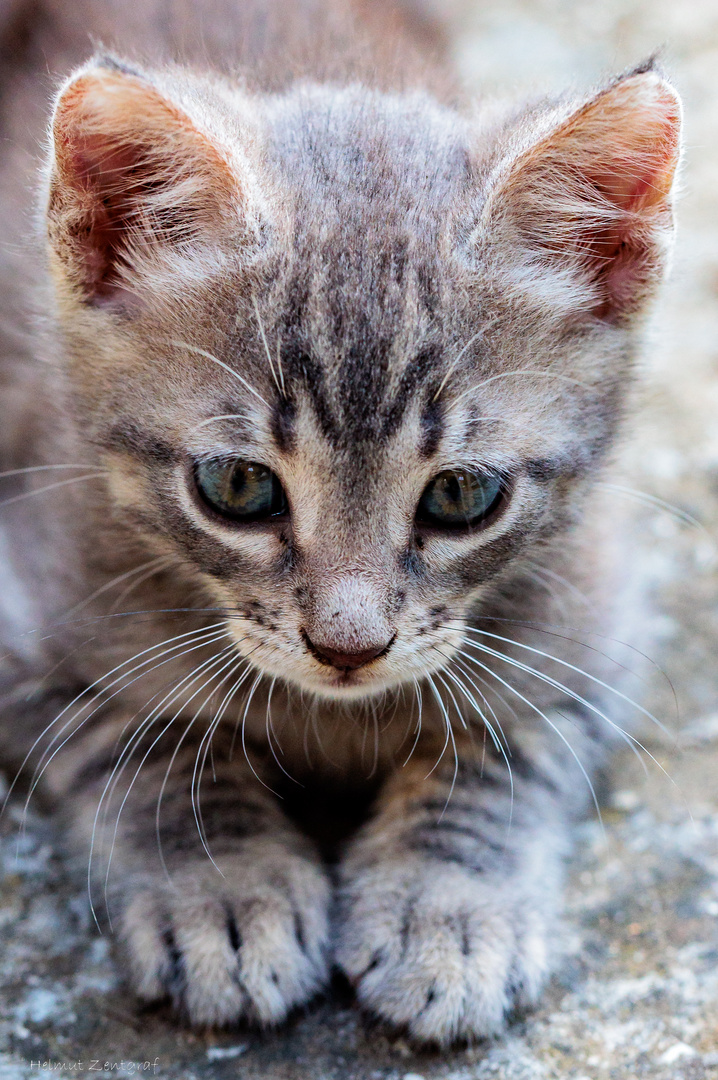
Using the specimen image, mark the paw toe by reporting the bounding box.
[337,866,551,1044]
[120,856,330,1027]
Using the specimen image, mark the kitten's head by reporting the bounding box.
[44,57,680,700]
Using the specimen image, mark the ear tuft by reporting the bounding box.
[621,54,661,78]
[47,61,245,309]
[93,52,145,78]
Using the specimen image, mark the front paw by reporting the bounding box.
[118,841,330,1026]
[335,857,553,1044]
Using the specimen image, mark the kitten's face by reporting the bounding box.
[173,390,539,703]
[84,240,605,703]
[47,67,679,701]
[101,340,568,703]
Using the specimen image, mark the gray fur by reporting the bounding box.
[0,0,680,1045]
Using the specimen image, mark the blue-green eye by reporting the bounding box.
[194,459,287,522]
[417,469,504,529]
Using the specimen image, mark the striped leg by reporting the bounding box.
[50,713,331,1027]
[335,736,581,1044]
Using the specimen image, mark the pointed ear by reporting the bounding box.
[47,59,255,309]
[483,69,682,323]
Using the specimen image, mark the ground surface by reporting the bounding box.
[2,0,718,1077]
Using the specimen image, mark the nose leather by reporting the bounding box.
[305,636,393,670]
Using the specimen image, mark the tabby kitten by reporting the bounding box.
[0,0,680,1046]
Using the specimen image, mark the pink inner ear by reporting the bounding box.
[590,90,681,213]
[590,97,680,319]
[590,163,658,211]
[58,133,149,301]
[49,67,240,308]
[511,74,681,322]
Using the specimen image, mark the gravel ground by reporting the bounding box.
[2,1,718,1077]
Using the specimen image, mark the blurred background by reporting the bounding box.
[1,1,718,1077]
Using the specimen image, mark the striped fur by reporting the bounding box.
[0,0,680,1045]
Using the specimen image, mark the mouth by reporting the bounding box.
[326,667,371,689]
[299,634,401,700]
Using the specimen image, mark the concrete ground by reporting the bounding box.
[2,0,718,1076]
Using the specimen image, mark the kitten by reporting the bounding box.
[0,0,680,1046]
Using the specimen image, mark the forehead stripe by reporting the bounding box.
[101,422,177,466]
[419,397,443,457]
[272,396,297,452]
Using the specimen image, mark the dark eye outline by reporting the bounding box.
[192,458,288,524]
[415,468,509,531]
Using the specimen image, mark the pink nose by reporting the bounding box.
[304,635,393,670]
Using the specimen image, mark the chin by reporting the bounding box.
[285,665,408,703]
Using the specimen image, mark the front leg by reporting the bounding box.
[48,716,331,1027]
[336,726,586,1044]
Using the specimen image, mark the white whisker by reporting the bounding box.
[24,627,229,808]
[452,652,517,735]
[0,464,109,480]
[402,678,424,767]
[240,673,278,794]
[6,623,230,821]
[523,559,595,614]
[432,323,495,402]
[459,616,679,716]
[189,410,253,433]
[264,677,301,785]
[97,643,240,924]
[64,556,171,618]
[0,473,105,510]
[166,650,254,877]
[434,655,515,827]
[109,558,175,614]
[253,294,285,397]
[457,639,676,788]
[423,673,459,819]
[597,481,710,538]
[169,339,269,407]
[450,368,591,409]
[460,626,673,740]
[458,648,602,822]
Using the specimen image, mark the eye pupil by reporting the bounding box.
[231,464,255,495]
[195,459,287,523]
[417,468,503,529]
[445,474,462,503]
